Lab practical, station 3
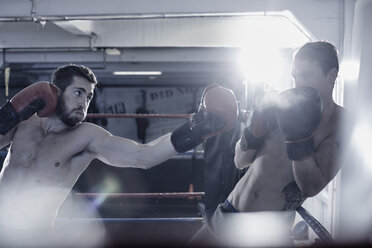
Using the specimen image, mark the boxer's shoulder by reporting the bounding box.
[72,121,107,134]
[66,122,111,144]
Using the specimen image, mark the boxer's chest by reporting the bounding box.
[10,122,89,171]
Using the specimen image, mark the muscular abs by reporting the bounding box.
[228,130,306,212]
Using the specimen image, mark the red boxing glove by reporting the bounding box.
[201,85,238,138]
[11,81,59,118]
[198,83,221,110]
[171,85,238,153]
[0,82,59,135]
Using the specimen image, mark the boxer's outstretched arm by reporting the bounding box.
[87,124,176,169]
[87,85,237,169]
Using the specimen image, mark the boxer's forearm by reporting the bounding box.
[93,132,176,170]
[291,133,341,197]
[136,133,177,169]
[292,158,328,197]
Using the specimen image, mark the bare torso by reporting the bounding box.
[0,115,94,228]
[228,129,294,212]
[228,104,344,212]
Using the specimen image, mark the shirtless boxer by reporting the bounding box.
[190,41,345,245]
[0,64,237,245]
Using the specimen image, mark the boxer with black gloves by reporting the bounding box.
[189,41,346,247]
[0,64,238,247]
[240,90,278,151]
[275,87,323,161]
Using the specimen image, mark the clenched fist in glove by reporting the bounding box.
[240,90,278,151]
[171,85,238,153]
[275,87,323,161]
[0,82,59,135]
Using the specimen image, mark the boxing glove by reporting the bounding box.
[0,82,59,135]
[171,85,238,153]
[275,87,323,160]
[240,90,278,151]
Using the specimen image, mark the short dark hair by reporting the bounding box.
[51,64,98,92]
[294,41,339,74]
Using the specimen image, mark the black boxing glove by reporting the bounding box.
[275,87,323,160]
[0,82,59,135]
[171,85,238,153]
[240,90,278,151]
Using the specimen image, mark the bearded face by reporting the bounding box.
[54,76,94,127]
[55,95,84,127]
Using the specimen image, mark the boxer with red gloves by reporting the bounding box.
[0,64,239,247]
[171,85,238,153]
[0,82,59,135]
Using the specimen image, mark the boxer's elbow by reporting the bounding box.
[301,187,319,197]
[296,180,325,197]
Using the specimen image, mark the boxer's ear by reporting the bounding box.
[327,67,338,87]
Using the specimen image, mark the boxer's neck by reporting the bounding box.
[41,114,70,134]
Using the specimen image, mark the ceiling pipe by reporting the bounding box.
[0,11,281,22]
[0,48,107,72]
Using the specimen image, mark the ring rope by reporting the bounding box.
[296,206,334,243]
[0,150,203,157]
[56,217,203,223]
[73,192,205,199]
[86,113,192,119]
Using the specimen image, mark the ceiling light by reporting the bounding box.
[105,48,121,56]
[113,71,162,76]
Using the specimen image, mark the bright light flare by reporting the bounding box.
[217,212,293,247]
[339,112,372,242]
[92,175,121,207]
[340,60,360,81]
[239,47,286,88]
[0,188,106,247]
[351,120,372,173]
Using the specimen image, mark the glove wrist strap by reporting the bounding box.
[0,101,21,135]
[171,122,204,153]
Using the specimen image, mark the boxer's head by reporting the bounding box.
[52,64,98,92]
[291,41,339,95]
[52,64,97,126]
